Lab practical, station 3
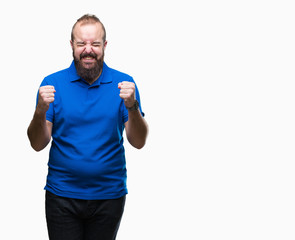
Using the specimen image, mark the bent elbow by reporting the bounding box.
[134,144,144,150]
[131,139,147,149]
[30,143,44,152]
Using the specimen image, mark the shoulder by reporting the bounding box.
[44,67,69,81]
[41,66,70,86]
[105,64,134,84]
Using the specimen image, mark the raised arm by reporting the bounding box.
[124,108,148,149]
[27,86,55,152]
[118,81,148,149]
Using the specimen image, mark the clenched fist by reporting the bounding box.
[118,81,136,108]
[37,85,56,113]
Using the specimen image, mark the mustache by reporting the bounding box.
[80,52,98,60]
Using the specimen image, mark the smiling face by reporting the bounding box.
[71,22,107,84]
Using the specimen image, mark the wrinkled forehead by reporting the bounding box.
[73,22,104,41]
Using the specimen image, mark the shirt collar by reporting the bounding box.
[68,61,112,86]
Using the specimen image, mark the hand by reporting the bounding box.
[118,81,136,108]
[37,85,56,113]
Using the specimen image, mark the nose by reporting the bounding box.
[84,44,93,53]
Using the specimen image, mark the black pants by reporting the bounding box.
[45,191,126,240]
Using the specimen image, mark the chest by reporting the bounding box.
[52,81,124,128]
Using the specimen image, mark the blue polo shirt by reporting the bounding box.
[39,61,144,200]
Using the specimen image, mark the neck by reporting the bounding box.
[86,69,102,85]
[74,60,104,85]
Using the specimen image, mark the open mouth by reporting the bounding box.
[80,53,97,61]
[81,56,97,65]
[83,56,95,60]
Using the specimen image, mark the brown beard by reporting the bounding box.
[73,51,104,84]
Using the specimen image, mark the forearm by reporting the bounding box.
[27,108,51,152]
[125,109,148,149]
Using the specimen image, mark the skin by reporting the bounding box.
[27,21,148,151]
[71,22,106,84]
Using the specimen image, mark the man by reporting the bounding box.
[27,14,148,240]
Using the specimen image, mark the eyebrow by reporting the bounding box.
[75,41,102,44]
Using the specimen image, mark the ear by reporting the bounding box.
[103,40,108,50]
[70,40,74,50]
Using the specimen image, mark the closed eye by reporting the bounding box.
[92,42,101,47]
[75,41,101,47]
[76,42,86,47]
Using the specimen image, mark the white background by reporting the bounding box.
[0,0,295,239]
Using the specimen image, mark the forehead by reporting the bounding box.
[73,22,104,41]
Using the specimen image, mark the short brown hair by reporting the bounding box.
[71,14,106,42]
